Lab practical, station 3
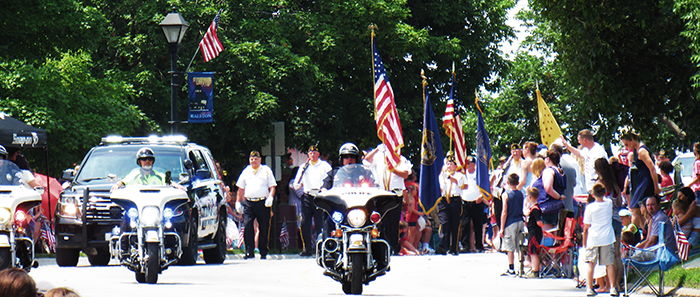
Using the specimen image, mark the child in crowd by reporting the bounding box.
[672,199,700,247]
[583,183,618,297]
[499,174,524,276]
[398,221,420,256]
[658,161,674,202]
[619,209,641,246]
[525,187,543,278]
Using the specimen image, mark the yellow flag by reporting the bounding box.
[536,88,562,147]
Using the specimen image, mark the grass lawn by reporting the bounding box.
[643,255,700,289]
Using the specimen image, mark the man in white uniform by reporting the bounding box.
[461,156,484,252]
[236,151,277,259]
[364,143,412,254]
[293,145,332,256]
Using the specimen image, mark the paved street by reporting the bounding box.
[26,252,642,297]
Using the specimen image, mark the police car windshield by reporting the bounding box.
[0,160,23,186]
[76,148,184,184]
[332,164,378,189]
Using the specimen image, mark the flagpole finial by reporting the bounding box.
[536,79,539,90]
[451,62,455,74]
[369,23,378,33]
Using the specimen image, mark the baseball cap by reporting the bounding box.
[619,209,631,217]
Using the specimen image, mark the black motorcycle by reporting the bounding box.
[312,164,402,295]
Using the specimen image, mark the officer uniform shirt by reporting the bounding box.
[364,146,412,191]
[236,164,277,198]
[462,170,480,202]
[293,159,332,193]
[122,168,166,186]
[440,170,466,197]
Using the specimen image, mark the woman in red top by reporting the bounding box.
[404,183,424,250]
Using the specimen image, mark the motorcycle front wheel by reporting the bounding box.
[145,242,159,284]
[343,253,364,295]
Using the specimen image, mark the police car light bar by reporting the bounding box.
[101,135,189,145]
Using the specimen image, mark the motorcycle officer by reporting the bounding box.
[111,148,184,191]
[321,143,368,189]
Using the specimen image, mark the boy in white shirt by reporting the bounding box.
[583,183,618,296]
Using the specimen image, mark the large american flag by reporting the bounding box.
[372,36,404,170]
[199,9,224,62]
[442,73,467,173]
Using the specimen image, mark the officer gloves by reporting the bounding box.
[235,201,243,213]
[265,194,274,207]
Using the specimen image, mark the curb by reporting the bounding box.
[636,286,700,296]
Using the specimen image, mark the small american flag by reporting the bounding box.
[41,219,55,253]
[279,219,289,249]
[236,225,245,249]
[372,34,404,171]
[675,220,690,261]
[199,9,224,62]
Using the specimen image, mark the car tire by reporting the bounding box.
[56,248,80,267]
[178,220,198,266]
[203,216,226,264]
[87,247,111,266]
[0,248,11,270]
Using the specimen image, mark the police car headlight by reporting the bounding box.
[347,209,366,228]
[140,206,160,226]
[0,208,11,225]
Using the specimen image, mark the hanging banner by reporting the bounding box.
[188,72,215,123]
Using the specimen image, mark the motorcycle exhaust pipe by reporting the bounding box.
[323,238,339,253]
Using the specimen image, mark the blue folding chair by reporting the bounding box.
[622,222,678,297]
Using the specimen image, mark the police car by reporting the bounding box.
[54,135,227,266]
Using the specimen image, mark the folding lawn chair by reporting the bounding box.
[537,217,576,278]
[622,222,678,297]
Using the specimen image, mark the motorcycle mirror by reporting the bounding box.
[34,186,45,195]
[392,188,404,196]
[61,169,75,181]
[309,189,320,196]
[165,171,172,184]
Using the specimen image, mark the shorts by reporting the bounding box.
[585,244,614,266]
[528,233,542,255]
[541,212,558,226]
[612,219,623,237]
[502,221,524,252]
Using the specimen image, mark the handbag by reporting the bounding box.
[539,198,565,214]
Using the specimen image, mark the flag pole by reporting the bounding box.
[369,23,377,122]
[421,70,427,105]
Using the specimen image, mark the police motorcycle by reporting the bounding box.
[109,171,189,284]
[0,159,44,271]
[312,164,402,295]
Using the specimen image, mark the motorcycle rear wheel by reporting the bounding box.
[145,242,159,284]
[178,220,198,266]
[0,248,10,270]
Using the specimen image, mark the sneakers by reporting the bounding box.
[501,269,516,276]
[587,287,597,296]
[299,251,313,257]
[524,271,539,278]
[610,287,619,297]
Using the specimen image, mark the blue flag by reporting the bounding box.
[419,89,445,214]
[475,97,492,200]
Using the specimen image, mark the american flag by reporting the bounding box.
[675,220,690,261]
[199,9,224,62]
[442,71,467,173]
[372,35,404,171]
[236,225,245,249]
[279,219,289,249]
[41,219,55,253]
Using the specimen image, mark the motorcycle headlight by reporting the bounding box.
[163,208,174,220]
[347,209,366,228]
[140,206,160,226]
[331,211,343,224]
[127,208,138,219]
[0,207,11,224]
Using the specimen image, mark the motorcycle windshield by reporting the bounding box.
[0,160,23,186]
[331,164,378,189]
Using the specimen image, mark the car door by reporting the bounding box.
[188,149,219,238]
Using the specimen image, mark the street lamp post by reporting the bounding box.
[159,7,188,134]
